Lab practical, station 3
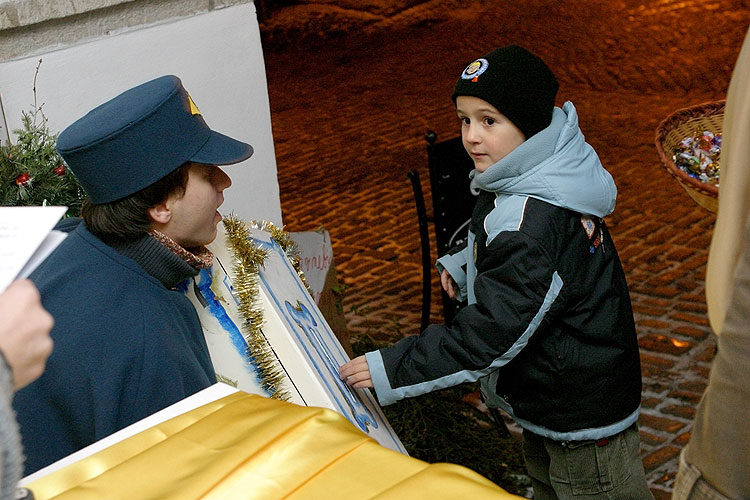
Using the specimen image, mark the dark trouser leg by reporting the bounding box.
[522,430,558,500]
[522,426,652,500]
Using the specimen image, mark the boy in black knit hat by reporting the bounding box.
[341,45,652,499]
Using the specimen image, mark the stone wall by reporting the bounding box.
[0,0,251,62]
[0,0,283,224]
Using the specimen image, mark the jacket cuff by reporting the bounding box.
[365,350,398,406]
[436,254,467,302]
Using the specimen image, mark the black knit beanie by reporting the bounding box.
[452,45,559,139]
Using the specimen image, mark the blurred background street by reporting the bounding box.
[259,1,750,497]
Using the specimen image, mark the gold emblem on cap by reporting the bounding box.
[461,58,489,81]
[187,95,201,116]
[466,61,482,75]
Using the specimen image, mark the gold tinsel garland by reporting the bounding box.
[221,215,312,402]
[247,219,313,296]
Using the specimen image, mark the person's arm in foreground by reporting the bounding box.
[0,280,54,389]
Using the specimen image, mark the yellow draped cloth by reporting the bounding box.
[26,392,522,499]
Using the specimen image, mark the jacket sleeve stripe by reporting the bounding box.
[488,270,563,368]
[371,271,564,407]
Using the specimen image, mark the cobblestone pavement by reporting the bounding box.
[260,2,750,497]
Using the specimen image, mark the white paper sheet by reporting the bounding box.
[0,206,67,291]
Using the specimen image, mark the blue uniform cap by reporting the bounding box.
[56,75,253,204]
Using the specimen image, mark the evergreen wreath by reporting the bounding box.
[0,60,85,215]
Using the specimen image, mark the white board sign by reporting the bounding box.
[289,230,335,304]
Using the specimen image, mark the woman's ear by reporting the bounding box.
[148,200,172,226]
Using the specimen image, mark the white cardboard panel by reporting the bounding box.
[289,230,335,304]
[186,225,406,454]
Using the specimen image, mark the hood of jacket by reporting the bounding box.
[469,101,616,217]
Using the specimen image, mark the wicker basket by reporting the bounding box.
[655,100,724,212]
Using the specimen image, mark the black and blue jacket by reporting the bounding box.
[366,102,641,441]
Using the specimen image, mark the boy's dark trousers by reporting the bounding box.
[521,424,652,499]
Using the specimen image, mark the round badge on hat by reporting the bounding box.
[461,58,489,81]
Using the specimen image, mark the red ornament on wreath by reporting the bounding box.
[53,164,66,176]
[15,172,31,186]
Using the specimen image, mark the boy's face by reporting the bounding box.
[456,96,526,172]
[156,163,232,247]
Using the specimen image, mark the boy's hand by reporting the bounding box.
[441,269,458,300]
[339,355,373,389]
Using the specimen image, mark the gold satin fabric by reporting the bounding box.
[27,393,522,499]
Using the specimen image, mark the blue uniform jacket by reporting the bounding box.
[14,221,215,473]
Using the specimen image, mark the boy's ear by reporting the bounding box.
[148,201,172,225]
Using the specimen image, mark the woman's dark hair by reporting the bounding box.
[81,163,191,243]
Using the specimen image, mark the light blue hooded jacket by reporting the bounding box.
[437,101,616,304]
